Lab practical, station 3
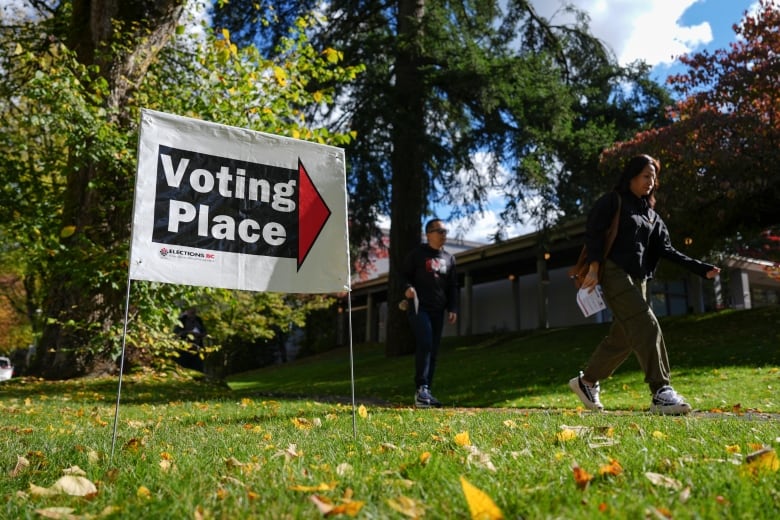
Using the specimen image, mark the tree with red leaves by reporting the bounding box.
[600,0,780,260]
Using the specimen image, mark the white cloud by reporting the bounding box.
[427,151,543,242]
[450,211,536,244]
[532,0,712,66]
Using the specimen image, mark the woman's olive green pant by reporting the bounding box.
[582,260,670,393]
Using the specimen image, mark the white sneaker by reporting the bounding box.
[568,371,604,411]
[649,385,692,415]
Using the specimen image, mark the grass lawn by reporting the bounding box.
[229,306,780,414]
[1,306,778,519]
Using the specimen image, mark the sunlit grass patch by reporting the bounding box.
[1,307,779,518]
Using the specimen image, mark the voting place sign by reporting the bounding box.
[129,109,349,293]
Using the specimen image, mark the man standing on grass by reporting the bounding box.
[401,218,459,408]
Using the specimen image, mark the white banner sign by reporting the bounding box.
[129,109,349,293]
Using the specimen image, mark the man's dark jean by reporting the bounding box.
[408,308,445,389]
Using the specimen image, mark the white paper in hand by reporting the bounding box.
[577,285,607,317]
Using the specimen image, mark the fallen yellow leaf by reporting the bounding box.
[454,431,471,447]
[419,451,432,465]
[556,429,578,442]
[289,482,337,492]
[332,500,365,517]
[309,492,364,517]
[292,417,313,430]
[358,405,368,418]
[742,446,780,476]
[460,475,504,520]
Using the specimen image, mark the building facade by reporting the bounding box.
[343,222,780,344]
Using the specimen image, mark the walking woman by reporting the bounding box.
[569,154,720,414]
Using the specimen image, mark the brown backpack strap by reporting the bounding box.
[603,191,621,259]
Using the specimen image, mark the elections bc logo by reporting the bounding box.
[158,246,217,261]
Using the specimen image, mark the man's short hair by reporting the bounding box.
[425,218,443,233]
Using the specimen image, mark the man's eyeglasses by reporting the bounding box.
[427,228,448,235]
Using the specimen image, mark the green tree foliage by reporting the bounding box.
[0,1,360,378]
[213,0,672,356]
[600,0,780,260]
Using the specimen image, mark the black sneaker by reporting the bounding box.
[650,385,692,415]
[415,386,442,408]
[568,371,604,411]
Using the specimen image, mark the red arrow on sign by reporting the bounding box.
[297,159,332,270]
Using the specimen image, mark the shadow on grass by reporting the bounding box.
[228,306,780,408]
[2,307,777,409]
[0,373,233,405]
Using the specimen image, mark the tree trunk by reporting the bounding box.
[385,0,427,357]
[35,0,186,378]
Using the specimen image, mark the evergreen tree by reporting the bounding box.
[214,0,671,355]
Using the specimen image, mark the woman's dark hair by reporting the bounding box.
[614,154,660,208]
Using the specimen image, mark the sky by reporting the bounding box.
[439,0,768,244]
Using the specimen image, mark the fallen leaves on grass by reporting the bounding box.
[159,452,174,472]
[645,472,682,490]
[454,431,471,447]
[571,458,623,490]
[224,456,261,474]
[460,475,504,520]
[742,446,779,476]
[273,443,302,462]
[30,475,98,498]
[419,451,432,466]
[34,506,119,519]
[292,417,317,430]
[10,455,29,477]
[556,429,578,443]
[290,482,338,492]
[571,462,593,490]
[387,495,426,518]
[464,445,497,472]
[598,458,623,477]
[309,489,364,517]
[556,425,616,448]
[454,431,496,471]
